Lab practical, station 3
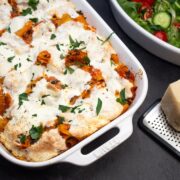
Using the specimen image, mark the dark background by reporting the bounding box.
[0,0,180,179]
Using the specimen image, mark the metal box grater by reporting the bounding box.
[139,100,180,157]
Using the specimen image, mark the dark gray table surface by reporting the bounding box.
[0,0,180,180]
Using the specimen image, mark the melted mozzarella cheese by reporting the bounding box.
[0,2,11,29]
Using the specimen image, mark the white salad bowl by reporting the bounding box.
[110,0,180,66]
[0,0,148,168]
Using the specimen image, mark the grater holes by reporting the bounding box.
[144,105,180,152]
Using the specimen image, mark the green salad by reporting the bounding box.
[117,0,180,48]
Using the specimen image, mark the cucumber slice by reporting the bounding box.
[153,12,171,29]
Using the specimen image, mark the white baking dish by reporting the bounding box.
[0,0,148,168]
[110,0,180,66]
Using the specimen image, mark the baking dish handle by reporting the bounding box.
[63,116,133,166]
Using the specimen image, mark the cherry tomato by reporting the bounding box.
[144,10,153,19]
[145,0,155,6]
[140,6,153,19]
[173,22,180,28]
[131,0,155,7]
[134,0,154,19]
[154,31,168,42]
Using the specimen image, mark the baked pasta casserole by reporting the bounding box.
[0,0,137,162]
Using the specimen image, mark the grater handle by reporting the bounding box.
[62,116,133,166]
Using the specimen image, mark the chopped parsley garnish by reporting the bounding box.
[26,57,32,62]
[42,94,50,98]
[31,73,35,81]
[116,88,127,105]
[14,64,18,70]
[14,63,21,70]
[71,105,81,113]
[32,114,37,117]
[69,35,85,50]
[7,56,15,63]
[50,34,56,40]
[19,134,26,144]
[29,125,43,141]
[56,44,64,51]
[83,56,91,65]
[61,84,68,89]
[110,60,115,66]
[78,108,85,113]
[6,26,11,33]
[30,17,38,23]
[64,66,75,75]
[59,105,71,112]
[60,54,65,59]
[57,116,65,124]
[41,99,46,105]
[102,32,114,45]
[56,44,61,51]
[96,98,102,115]
[18,93,29,108]
[28,0,39,10]
[97,36,103,42]
[40,95,48,105]
[0,42,6,46]
[21,8,32,16]
[59,104,82,113]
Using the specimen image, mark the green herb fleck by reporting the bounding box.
[7,26,11,33]
[56,44,61,51]
[14,63,21,70]
[110,60,115,66]
[97,36,103,42]
[59,105,71,112]
[21,8,32,16]
[57,116,65,124]
[102,32,114,45]
[27,57,32,62]
[0,42,7,46]
[41,99,46,105]
[64,66,75,75]
[96,98,102,115]
[71,105,81,113]
[60,54,65,59]
[31,73,35,81]
[28,0,39,10]
[30,17,38,23]
[78,108,85,113]
[50,34,56,40]
[61,84,68,89]
[19,134,27,144]
[116,88,127,105]
[32,114,37,117]
[83,56,91,65]
[69,35,85,50]
[42,94,50,98]
[18,93,29,108]
[7,56,15,63]
[29,124,43,141]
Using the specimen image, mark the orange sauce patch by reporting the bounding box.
[8,0,20,18]
[36,50,51,66]
[0,29,6,37]
[15,21,34,44]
